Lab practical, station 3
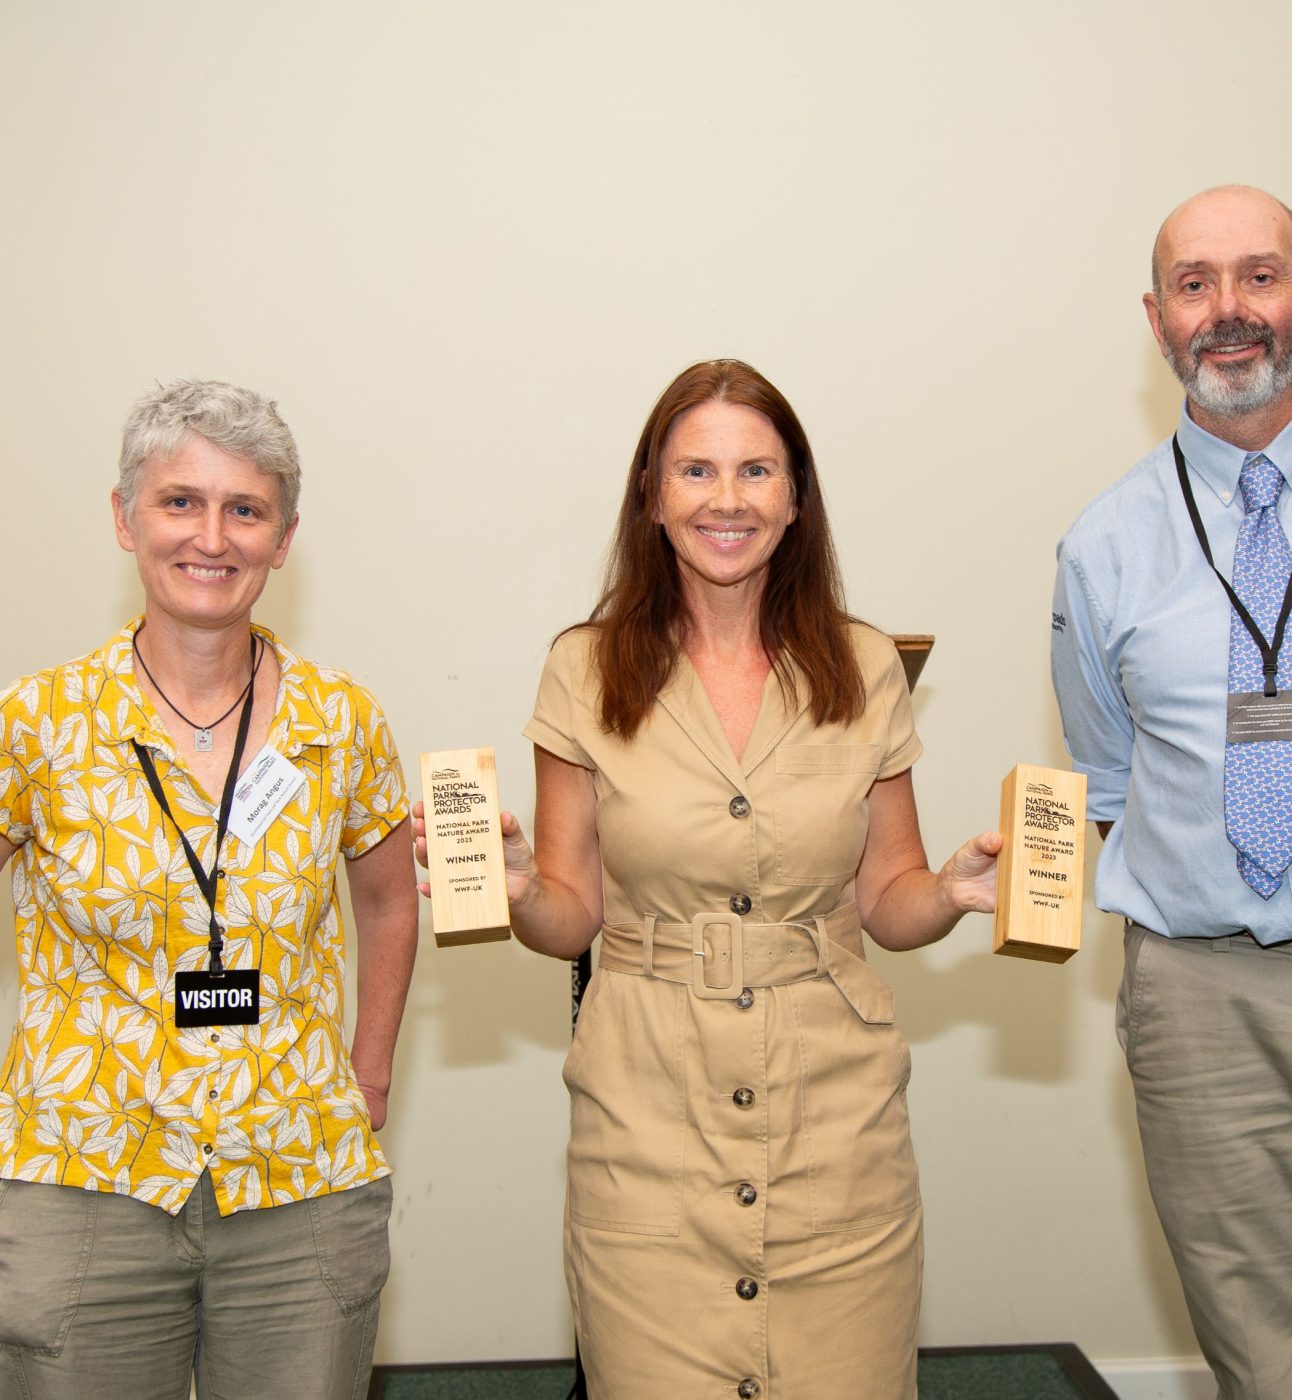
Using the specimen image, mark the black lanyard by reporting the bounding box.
[131,640,257,976]
[1174,434,1292,698]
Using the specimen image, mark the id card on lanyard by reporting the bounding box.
[1174,434,1292,737]
[132,640,261,1028]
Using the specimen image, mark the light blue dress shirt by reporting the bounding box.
[1052,405,1292,944]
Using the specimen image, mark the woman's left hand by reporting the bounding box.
[939,831,1003,915]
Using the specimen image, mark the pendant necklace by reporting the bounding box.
[134,632,263,752]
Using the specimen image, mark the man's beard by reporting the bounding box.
[1166,318,1292,416]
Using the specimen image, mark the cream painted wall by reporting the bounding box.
[2,0,1288,1371]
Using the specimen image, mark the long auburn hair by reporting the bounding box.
[587,359,866,739]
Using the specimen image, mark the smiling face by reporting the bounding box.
[653,399,797,602]
[1145,186,1292,433]
[112,434,297,634]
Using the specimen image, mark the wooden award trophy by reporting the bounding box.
[419,748,511,947]
[994,764,1087,962]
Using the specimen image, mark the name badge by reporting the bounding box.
[1227,691,1292,744]
[174,969,261,1027]
[229,745,306,847]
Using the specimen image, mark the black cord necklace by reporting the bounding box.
[133,631,263,752]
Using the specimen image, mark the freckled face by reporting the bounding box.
[112,435,297,632]
[654,399,796,599]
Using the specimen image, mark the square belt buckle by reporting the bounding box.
[690,912,745,1000]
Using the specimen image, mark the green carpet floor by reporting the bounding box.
[374,1366,569,1400]
[371,1346,1117,1399]
[918,1350,1105,1399]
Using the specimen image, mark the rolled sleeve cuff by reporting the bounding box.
[522,718,593,770]
[1076,761,1129,823]
[878,733,923,781]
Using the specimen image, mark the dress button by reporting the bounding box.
[735,988,755,1010]
[210,1032,221,1045]
[738,1381,761,1399]
[728,796,751,819]
[729,893,752,915]
[736,1182,758,1206]
[735,1276,759,1300]
[208,1089,217,1101]
[733,1087,755,1108]
[201,1143,213,1156]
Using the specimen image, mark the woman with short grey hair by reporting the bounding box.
[0,379,417,1400]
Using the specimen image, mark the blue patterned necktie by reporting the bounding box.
[1224,453,1292,898]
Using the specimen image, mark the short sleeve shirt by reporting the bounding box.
[524,623,921,927]
[0,621,408,1214]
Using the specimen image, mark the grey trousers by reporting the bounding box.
[0,1170,392,1400]
[1120,922,1292,1400]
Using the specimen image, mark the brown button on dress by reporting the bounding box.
[524,623,925,1400]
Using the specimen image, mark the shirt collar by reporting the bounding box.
[96,618,343,754]
[96,618,160,748]
[1177,402,1292,503]
[265,632,347,755]
[1260,416,1292,483]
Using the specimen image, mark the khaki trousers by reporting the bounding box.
[1119,922,1292,1400]
[0,1171,392,1400]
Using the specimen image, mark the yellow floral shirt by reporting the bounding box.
[0,621,408,1215]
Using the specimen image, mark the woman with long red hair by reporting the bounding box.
[427,359,998,1397]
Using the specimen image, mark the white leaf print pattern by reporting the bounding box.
[0,630,403,1215]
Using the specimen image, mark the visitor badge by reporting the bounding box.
[174,969,261,1027]
[229,745,306,847]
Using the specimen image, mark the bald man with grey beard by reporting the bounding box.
[1053,185,1292,1400]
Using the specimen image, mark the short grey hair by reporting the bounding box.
[117,379,301,530]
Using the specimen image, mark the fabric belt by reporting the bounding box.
[597,902,896,1024]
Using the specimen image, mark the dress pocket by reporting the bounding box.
[563,971,687,1237]
[773,744,881,886]
[790,983,921,1233]
[0,1179,99,1353]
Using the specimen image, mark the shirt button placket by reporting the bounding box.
[201,1028,225,1170]
[730,1081,765,1362]
[725,796,755,1002]
[725,789,763,1388]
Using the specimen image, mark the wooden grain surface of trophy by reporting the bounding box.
[419,747,511,948]
[994,763,1087,963]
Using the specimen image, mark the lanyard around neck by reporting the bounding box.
[131,637,258,975]
[1174,434,1292,698]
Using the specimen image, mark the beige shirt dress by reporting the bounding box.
[524,623,925,1400]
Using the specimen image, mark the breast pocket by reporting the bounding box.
[774,744,881,886]
[563,970,687,1237]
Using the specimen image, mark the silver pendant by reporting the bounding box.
[194,728,214,753]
